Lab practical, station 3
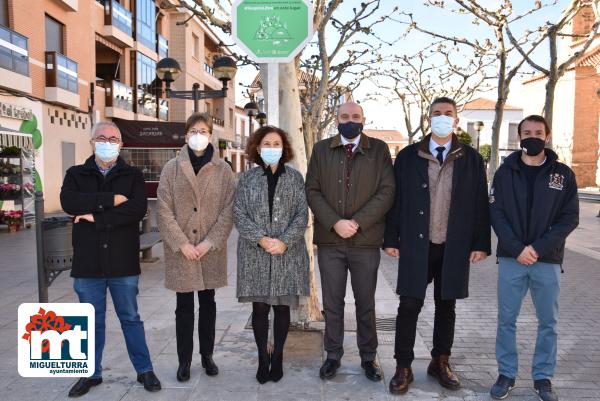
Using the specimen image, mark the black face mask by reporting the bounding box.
[338,122,363,140]
[520,137,546,157]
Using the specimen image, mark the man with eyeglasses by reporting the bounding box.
[60,121,161,397]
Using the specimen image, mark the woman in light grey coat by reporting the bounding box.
[234,126,309,384]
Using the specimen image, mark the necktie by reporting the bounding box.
[345,144,354,192]
[435,146,445,165]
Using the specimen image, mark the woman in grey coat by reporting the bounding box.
[234,126,309,384]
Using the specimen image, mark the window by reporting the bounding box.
[134,51,157,117]
[508,122,519,149]
[121,148,178,182]
[229,107,234,127]
[0,25,29,76]
[192,33,199,59]
[45,15,64,54]
[135,0,156,50]
[205,102,211,115]
[0,0,8,27]
[241,119,246,136]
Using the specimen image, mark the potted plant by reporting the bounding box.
[4,210,23,232]
[0,183,21,200]
[0,146,21,157]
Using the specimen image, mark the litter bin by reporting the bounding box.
[43,216,73,272]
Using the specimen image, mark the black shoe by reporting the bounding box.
[137,371,161,392]
[361,360,382,382]
[256,352,270,384]
[534,379,559,401]
[319,358,341,380]
[176,362,191,382]
[269,352,284,382]
[68,377,102,398]
[490,375,515,399]
[201,355,219,376]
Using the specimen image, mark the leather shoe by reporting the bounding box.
[201,355,219,376]
[534,379,559,401]
[389,367,413,395]
[176,362,191,382]
[319,358,341,380]
[361,360,382,382]
[427,355,460,390]
[137,371,161,392]
[68,377,102,397]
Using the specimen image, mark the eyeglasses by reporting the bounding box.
[93,136,121,144]
[188,129,210,136]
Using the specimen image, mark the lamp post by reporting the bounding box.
[256,112,267,127]
[243,101,259,138]
[474,120,484,151]
[156,56,237,113]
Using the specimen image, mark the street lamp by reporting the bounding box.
[244,101,259,137]
[156,56,237,113]
[474,120,484,151]
[256,112,267,127]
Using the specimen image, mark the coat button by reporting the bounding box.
[102,243,108,248]
[338,179,342,183]
[418,234,424,239]
[193,229,197,234]
[274,217,278,222]
[193,207,197,212]
[419,210,424,215]
[275,197,280,201]
[338,200,342,204]
[422,183,428,188]
[99,205,103,209]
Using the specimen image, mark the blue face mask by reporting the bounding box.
[430,115,455,138]
[260,147,283,166]
[95,142,120,162]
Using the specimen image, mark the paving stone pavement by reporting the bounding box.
[0,201,597,401]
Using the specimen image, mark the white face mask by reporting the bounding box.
[430,115,455,138]
[188,133,209,151]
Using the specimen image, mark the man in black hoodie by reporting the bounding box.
[489,115,579,401]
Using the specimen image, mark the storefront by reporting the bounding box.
[113,118,185,199]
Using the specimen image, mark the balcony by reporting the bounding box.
[45,51,80,108]
[157,34,168,59]
[212,116,225,127]
[52,0,78,11]
[0,25,31,93]
[103,0,134,48]
[204,63,214,76]
[158,99,168,121]
[105,80,134,119]
[136,84,158,120]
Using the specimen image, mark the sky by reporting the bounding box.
[213,0,574,132]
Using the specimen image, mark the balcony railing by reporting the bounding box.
[106,80,133,112]
[45,51,78,93]
[158,99,168,120]
[204,63,214,76]
[0,25,29,76]
[136,84,157,117]
[212,117,225,127]
[104,0,132,37]
[157,34,168,59]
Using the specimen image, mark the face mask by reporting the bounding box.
[430,115,455,138]
[188,133,209,151]
[94,142,120,162]
[338,122,363,140]
[520,137,546,157]
[260,147,283,166]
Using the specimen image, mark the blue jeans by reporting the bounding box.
[496,257,560,381]
[73,276,154,379]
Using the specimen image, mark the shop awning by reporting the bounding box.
[113,118,186,148]
[0,128,33,149]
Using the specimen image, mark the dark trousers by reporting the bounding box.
[394,243,456,368]
[318,246,380,362]
[175,289,216,364]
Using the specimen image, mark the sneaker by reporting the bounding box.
[534,379,558,401]
[490,374,515,399]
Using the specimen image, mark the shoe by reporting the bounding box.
[137,371,161,392]
[176,362,191,382]
[361,360,382,382]
[319,358,341,380]
[389,367,413,395]
[427,355,460,390]
[256,351,270,384]
[201,355,219,376]
[534,379,559,401]
[269,352,284,382]
[68,377,102,397]
[490,374,515,399]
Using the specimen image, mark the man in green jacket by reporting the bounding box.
[306,102,395,382]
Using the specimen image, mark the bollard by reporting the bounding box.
[35,192,48,303]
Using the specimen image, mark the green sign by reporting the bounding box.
[232,0,313,63]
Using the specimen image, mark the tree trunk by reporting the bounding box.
[263,61,323,323]
[544,76,557,147]
[489,90,507,177]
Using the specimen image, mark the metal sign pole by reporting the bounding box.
[267,63,280,127]
[34,191,48,303]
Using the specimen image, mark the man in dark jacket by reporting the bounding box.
[489,115,579,401]
[60,121,161,397]
[306,101,395,382]
[383,97,491,394]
